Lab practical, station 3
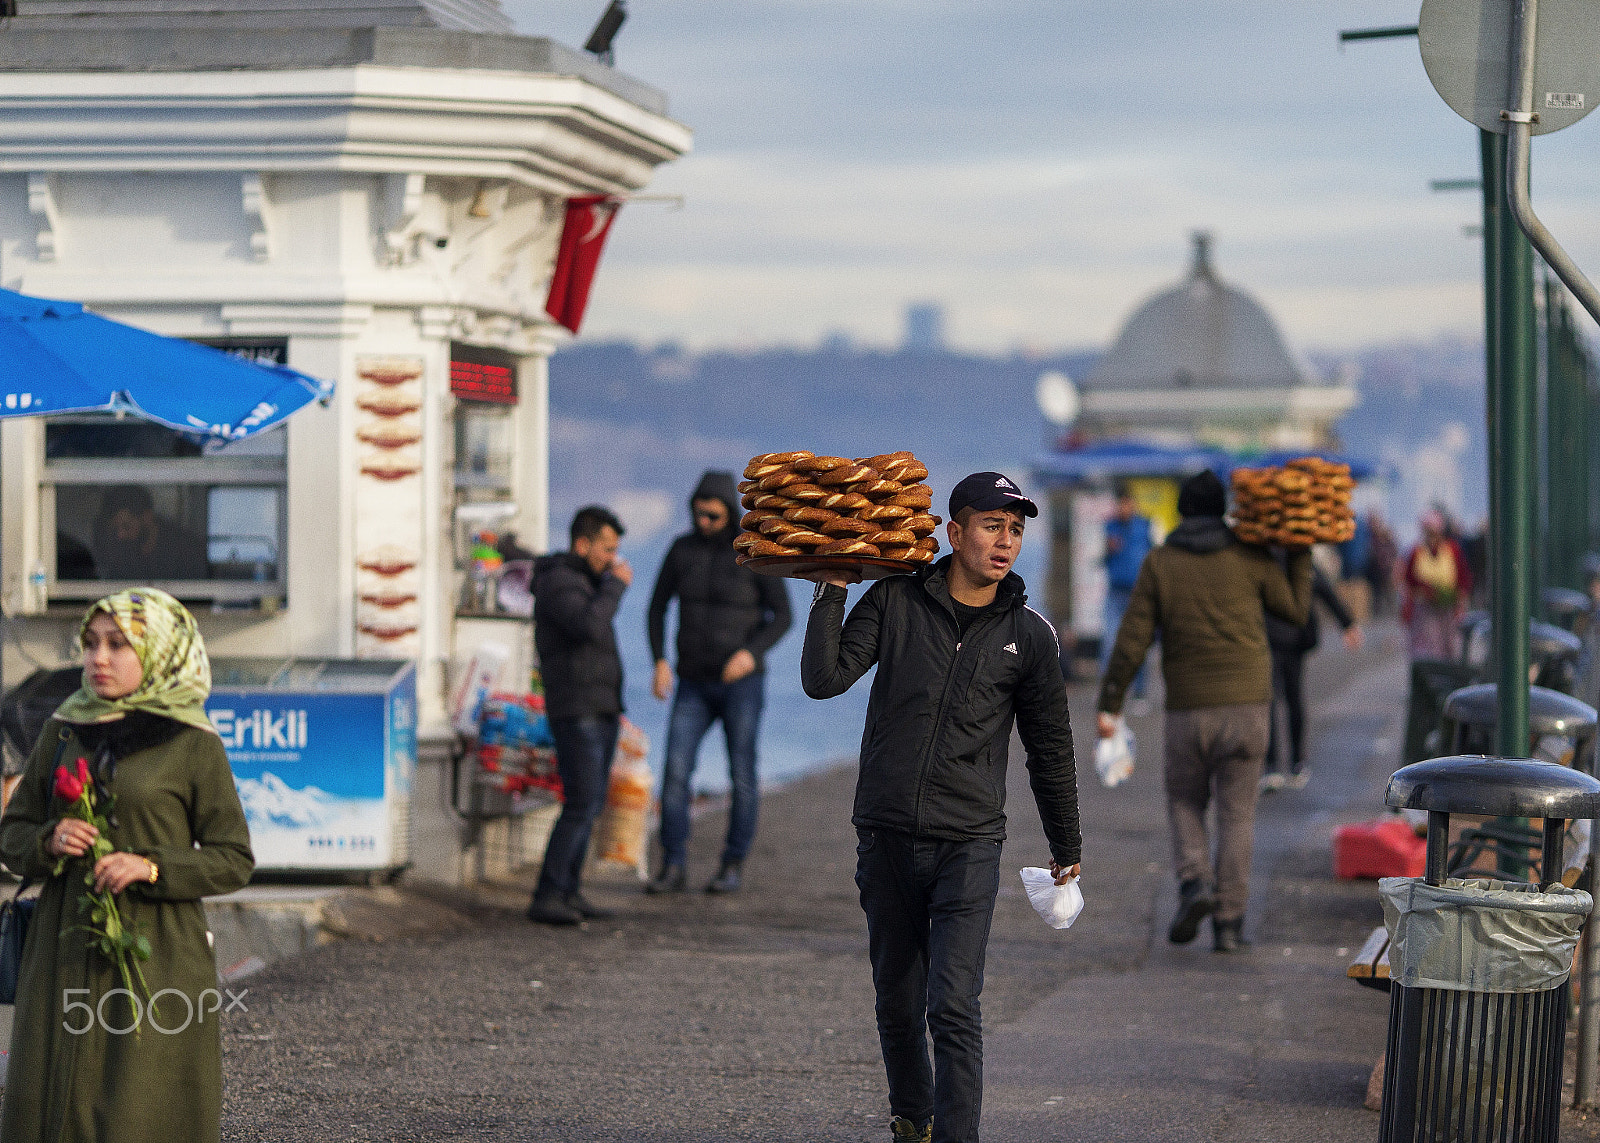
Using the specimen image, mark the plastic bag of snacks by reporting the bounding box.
[593,719,653,877]
[477,691,553,750]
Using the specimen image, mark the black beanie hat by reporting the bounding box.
[1177,469,1226,518]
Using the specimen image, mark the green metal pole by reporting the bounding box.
[1485,128,1535,762]
[1482,130,1502,638]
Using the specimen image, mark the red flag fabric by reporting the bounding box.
[544,195,621,334]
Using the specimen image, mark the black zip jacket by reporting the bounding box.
[801,558,1082,867]
[647,472,793,682]
[1266,562,1354,654]
[533,552,626,720]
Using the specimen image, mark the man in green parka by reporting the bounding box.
[1097,471,1310,952]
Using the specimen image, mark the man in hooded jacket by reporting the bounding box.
[1096,469,1311,952]
[646,471,793,894]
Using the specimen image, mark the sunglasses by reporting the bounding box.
[695,508,727,520]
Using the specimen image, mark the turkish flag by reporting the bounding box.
[544,195,621,333]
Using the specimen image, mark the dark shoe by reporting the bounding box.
[1167,878,1216,945]
[705,861,743,894]
[527,896,581,926]
[889,1116,932,1142]
[646,864,687,894]
[1213,917,1252,953]
[565,891,616,920]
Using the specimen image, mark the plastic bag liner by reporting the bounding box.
[1379,876,1593,993]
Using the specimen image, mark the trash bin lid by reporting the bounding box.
[1455,617,1582,662]
[1543,586,1592,619]
[1442,683,1598,735]
[1530,621,1583,662]
[1387,754,1600,818]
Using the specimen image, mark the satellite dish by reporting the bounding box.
[1035,371,1079,427]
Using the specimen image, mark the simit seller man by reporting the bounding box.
[1096,470,1310,952]
[801,471,1082,1143]
[646,470,792,894]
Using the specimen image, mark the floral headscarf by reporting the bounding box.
[53,587,217,734]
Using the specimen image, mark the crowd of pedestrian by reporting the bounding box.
[0,449,1508,1143]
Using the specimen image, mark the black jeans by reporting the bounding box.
[1266,645,1307,774]
[855,827,1002,1143]
[534,714,620,901]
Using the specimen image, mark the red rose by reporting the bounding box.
[75,757,90,787]
[53,764,83,803]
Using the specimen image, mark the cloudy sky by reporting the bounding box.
[503,1,1600,355]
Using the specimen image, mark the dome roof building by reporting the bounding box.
[1078,233,1356,450]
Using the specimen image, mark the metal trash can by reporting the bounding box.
[1380,755,1600,1142]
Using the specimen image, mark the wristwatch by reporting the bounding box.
[146,860,159,884]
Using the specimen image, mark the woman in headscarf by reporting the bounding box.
[1403,508,1472,660]
[0,588,253,1143]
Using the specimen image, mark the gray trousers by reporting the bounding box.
[1163,703,1271,922]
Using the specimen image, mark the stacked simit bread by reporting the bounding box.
[1230,457,1357,547]
[733,451,943,564]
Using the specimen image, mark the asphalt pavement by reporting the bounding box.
[216,624,1600,1141]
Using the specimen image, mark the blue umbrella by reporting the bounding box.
[0,288,332,439]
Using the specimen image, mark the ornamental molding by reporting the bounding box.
[241,171,272,261]
[1081,384,1359,423]
[26,171,57,261]
[380,172,428,266]
[0,67,691,195]
[221,302,375,338]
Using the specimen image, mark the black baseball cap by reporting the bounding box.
[949,471,1039,519]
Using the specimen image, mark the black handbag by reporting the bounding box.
[0,879,35,1005]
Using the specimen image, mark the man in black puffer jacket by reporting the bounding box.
[802,471,1081,1143]
[528,505,631,926]
[646,470,792,894]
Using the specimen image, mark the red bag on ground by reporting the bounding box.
[1334,818,1428,880]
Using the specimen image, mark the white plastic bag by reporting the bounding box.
[449,643,510,735]
[1094,715,1135,788]
[1019,867,1084,930]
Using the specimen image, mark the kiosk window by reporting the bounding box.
[43,416,288,604]
[453,404,513,503]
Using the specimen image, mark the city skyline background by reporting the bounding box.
[506,0,1600,356]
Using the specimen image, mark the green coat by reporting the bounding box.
[0,717,254,1143]
[1098,533,1312,715]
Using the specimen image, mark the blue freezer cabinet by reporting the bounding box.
[207,658,416,873]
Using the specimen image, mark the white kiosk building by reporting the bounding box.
[0,0,689,732]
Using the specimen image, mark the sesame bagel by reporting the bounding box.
[819,516,879,537]
[791,455,853,473]
[817,538,882,557]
